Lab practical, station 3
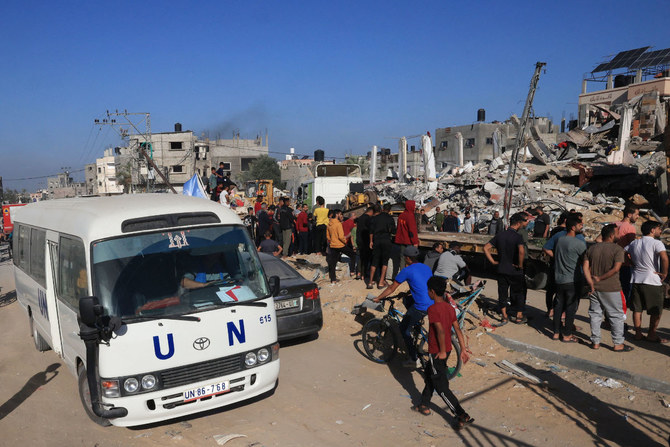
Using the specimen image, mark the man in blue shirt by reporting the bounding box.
[374,246,433,368]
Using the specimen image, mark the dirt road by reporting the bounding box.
[0,256,668,446]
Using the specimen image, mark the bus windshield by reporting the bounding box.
[92,225,269,320]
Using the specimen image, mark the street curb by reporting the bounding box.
[487,332,670,395]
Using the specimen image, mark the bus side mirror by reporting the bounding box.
[268,276,280,297]
[79,296,103,326]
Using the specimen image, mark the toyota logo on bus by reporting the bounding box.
[193,337,211,350]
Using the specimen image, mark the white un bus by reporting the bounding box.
[12,194,280,427]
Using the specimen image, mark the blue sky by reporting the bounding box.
[1,0,668,191]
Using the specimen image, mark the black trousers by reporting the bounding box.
[358,244,372,280]
[298,231,309,254]
[553,283,579,336]
[327,245,356,281]
[420,353,466,417]
[497,273,525,314]
[545,265,556,313]
[314,224,327,254]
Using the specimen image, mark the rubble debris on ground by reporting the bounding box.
[594,378,623,389]
[355,92,669,242]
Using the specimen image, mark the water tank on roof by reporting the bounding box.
[477,109,486,122]
[175,122,182,132]
[614,75,634,88]
[314,150,324,162]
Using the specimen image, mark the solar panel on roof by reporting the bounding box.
[608,47,650,70]
[630,48,670,69]
[592,47,650,72]
[592,62,611,73]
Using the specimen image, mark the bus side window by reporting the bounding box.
[17,225,30,272]
[59,237,87,309]
[29,228,46,288]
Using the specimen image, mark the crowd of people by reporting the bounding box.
[206,162,239,208]
[241,191,668,352]
[480,204,668,351]
[239,194,668,429]
[427,205,552,237]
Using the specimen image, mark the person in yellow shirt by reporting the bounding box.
[327,209,356,283]
[313,196,329,255]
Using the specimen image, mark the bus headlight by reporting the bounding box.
[141,374,157,390]
[257,348,270,363]
[124,377,139,393]
[245,352,257,367]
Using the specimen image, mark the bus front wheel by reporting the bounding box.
[77,365,112,427]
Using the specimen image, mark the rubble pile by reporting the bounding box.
[364,125,667,240]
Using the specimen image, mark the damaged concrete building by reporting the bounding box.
[355,47,670,243]
[434,114,559,167]
[118,123,269,191]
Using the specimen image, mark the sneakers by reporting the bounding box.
[402,358,421,368]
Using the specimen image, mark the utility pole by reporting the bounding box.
[502,62,546,226]
[94,110,177,194]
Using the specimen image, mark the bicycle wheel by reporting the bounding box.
[415,330,461,379]
[446,334,463,380]
[362,318,397,363]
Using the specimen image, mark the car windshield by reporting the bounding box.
[92,225,269,320]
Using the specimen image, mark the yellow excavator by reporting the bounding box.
[245,180,275,207]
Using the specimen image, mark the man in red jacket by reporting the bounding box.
[296,203,310,255]
[395,200,419,270]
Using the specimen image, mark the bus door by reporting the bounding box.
[43,236,64,357]
[52,235,88,366]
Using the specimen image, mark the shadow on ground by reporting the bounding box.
[0,363,60,421]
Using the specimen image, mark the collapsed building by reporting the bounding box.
[360,47,670,242]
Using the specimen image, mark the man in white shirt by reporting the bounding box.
[219,185,231,208]
[463,211,475,234]
[625,220,669,343]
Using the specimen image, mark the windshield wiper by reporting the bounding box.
[134,314,201,322]
[202,278,236,289]
[222,300,268,308]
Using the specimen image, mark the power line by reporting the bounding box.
[77,124,96,165]
[3,168,85,182]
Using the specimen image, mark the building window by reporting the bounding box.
[241,158,255,171]
[170,142,183,150]
[486,138,493,145]
[465,138,475,149]
[172,165,183,173]
[440,141,448,149]
[98,167,102,173]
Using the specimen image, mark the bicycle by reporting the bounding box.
[361,280,486,379]
[361,293,462,379]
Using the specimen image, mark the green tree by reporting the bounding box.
[116,162,134,193]
[240,155,284,188]
[345,155,369,176]
[2,188,20,203]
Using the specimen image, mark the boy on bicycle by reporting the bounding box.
[412,275,474,430]
[373,246,433,368]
